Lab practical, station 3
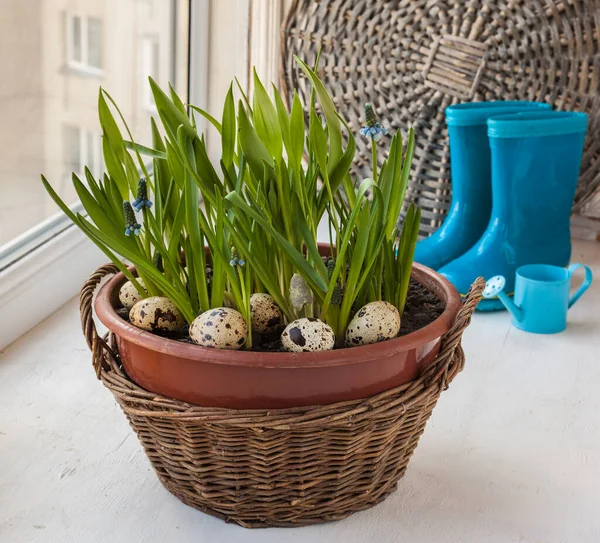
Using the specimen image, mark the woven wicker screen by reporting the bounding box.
[280,0,600,238]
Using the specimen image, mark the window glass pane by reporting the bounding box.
[87,17,103,69]
[0,0,189,247]
[71,16,82,63]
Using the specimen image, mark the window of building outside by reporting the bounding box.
[67,14,104,74]
[63,125,103,181]
[0,0,189,255]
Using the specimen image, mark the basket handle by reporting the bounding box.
[422,277,486,389]
[80,263,120,378]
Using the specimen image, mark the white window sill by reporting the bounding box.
[1,239,599,541]
[65,62,104,78]
[0,223,106,350]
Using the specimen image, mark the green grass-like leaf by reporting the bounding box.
[41,66,421,349]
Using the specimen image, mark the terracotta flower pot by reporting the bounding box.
[95,250,462,409]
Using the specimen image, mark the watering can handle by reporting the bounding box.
[567,263,593,309]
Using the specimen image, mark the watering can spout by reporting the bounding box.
[482,275,524,321]
[497,291,524,322]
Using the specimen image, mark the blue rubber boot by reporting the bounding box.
[414,101,551,270]
[439,111,588,311]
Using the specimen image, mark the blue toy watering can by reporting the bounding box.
[482,264,593,334]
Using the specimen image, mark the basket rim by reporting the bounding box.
[94,262,462,369]
[100,341,466,419]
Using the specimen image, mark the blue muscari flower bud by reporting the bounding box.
[364,103,377,127]
[230,247,245,267]
[132,178,153,211]
[326,259,342,304]
[153,252,164,272]
[123,201,142,236]
[360,103,388,141]
[331,283,342,305]
[326,258,335,279]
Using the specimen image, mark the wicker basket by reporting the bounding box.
[80,265,484,528]
[281,0,600,237]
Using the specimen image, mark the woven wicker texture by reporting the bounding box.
[80,265,484,528]
[281,0,600,237]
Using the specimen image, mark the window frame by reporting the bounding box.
[63,125,103,180]
[66,13,104,77]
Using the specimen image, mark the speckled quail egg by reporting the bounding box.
[129,296,185,332]
[189,307,248,350]
[281,318,335,352]
[118,278,147,309]
[345,301,401,348]
[250,293,283,335]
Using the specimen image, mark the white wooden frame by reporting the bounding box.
[248,0,284,91]
[188,0,209,133]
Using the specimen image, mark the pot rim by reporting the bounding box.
[94,263,462,369]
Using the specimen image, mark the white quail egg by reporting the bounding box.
[119,278,146,309]
[345,301,401,348]
[250,293,283,335]
[129,296,185,332]
[189,307,248,350]
[281,318,335,352]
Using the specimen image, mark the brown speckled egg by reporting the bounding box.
[129,296,185,332]
[345,301,400,348]
[250,293,283,335]
[189,307,248,350]
[118,278,146,309]
[281,318,335,352]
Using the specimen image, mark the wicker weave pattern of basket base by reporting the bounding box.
[281,0,600,237]
[80,265,484,528]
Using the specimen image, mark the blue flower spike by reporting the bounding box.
[132,178,153,211]
[360,102,388,141]
[229,247,244,267]
[123,201,142,236]
[482,275,506,299]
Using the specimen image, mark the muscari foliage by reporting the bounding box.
[42,56,420,348]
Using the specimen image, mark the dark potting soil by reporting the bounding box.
[116,278,445,351]
[398,278,446,336]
